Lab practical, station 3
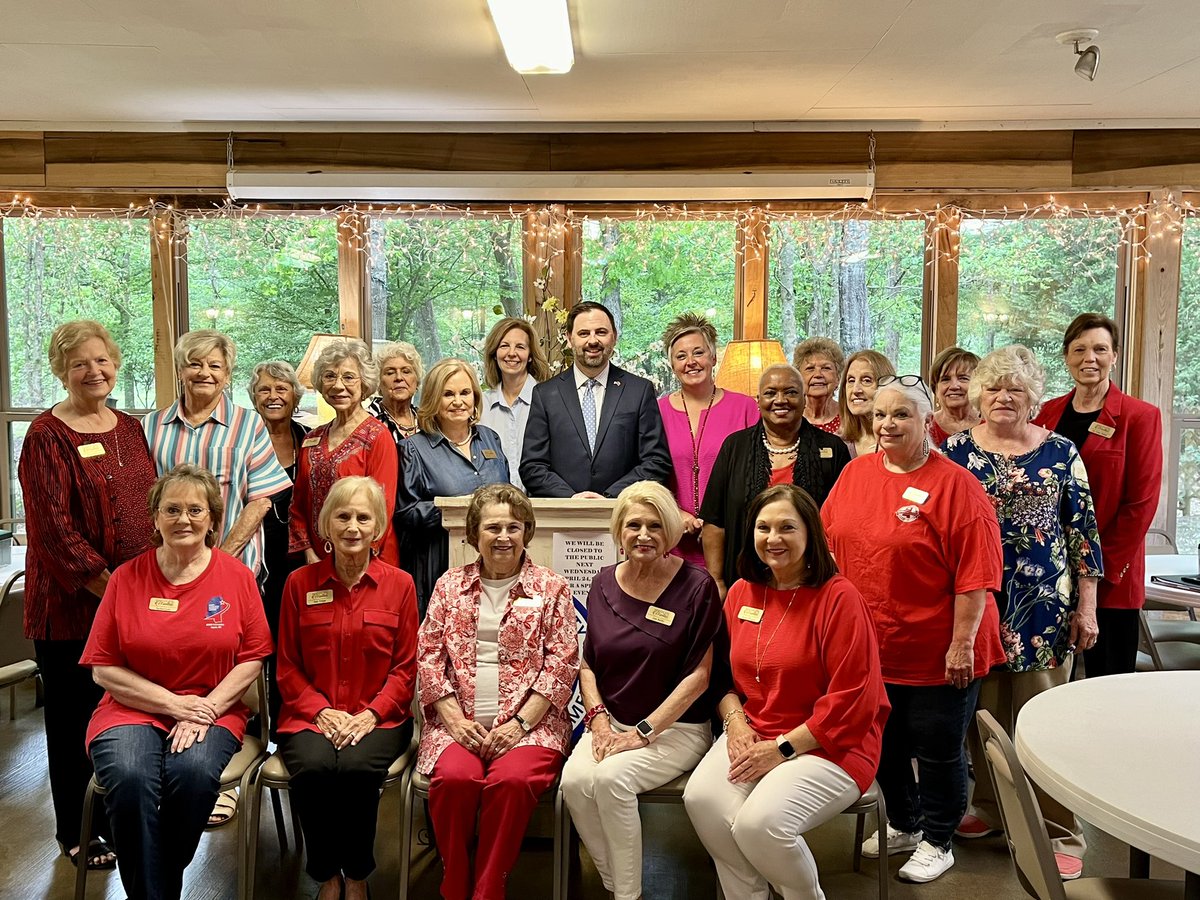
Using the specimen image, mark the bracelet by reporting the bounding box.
[722,709,748,732]
[582,703,607,729]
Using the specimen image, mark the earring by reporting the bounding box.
[323,540,333,554]
[922,435,930,457]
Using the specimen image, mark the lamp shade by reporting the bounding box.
[296,333,347,389]
[715,340,787,396]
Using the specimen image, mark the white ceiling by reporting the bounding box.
[1,0,1199,129]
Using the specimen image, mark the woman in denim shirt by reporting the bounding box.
[397,358,509,615]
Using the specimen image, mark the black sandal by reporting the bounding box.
[62,839,118,870]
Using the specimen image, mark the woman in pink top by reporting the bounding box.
[657,314,759,565]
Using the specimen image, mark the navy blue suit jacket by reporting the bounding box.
[520,364,671,498]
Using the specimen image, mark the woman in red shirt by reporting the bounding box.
[684,484,889,900]
[82,465,272,900]
[821,375,1005,884]
[277,476,418,900]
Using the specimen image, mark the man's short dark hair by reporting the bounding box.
[566,301,617,335]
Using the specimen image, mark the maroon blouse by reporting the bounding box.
[19,409,157,641]
[583,561,724,726]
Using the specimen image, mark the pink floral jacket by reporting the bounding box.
[416,557,580,774]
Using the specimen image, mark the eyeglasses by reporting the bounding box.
[879,374,933,402]
[321,372,361,387]
[158,505,209,520]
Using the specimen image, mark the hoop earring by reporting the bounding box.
[323,540,333,554]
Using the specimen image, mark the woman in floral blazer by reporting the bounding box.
[943,345,1102,879]
[416,483,579,900]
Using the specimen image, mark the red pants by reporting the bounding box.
[428,743,562,900]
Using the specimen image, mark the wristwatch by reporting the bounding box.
[776,735,797,760]
[635,719,656,742]
[514,713,533,733]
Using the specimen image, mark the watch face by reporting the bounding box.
[636,720,654,737]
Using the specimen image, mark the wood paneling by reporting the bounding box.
[150,212,184,408]
[922,209,960,376]
[0,132,45,187]
[235,133,551,172]
[734,210,769,340]
[336,211,367,338]
[1073,130,1200,175]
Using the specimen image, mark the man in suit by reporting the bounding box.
[520,301,671,498]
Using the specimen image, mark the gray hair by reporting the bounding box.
[314,338,379,398]
[248,360,305,403]
[969,345,1046,413]
[792,336,845,376]
[373,341,425,386]
[875,378,934,422]
[317,476,388,544]
[174,329,237,377]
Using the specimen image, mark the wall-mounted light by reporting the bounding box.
[487,0,575,75]
[1056,29,1100,82]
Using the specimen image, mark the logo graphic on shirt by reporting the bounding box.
[894,504,921,524]
[205,595,230,629]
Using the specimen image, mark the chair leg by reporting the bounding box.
[398,771,414,900]
[75,781,97,900]
[853,811,865,872]
[237,764,258,900]
[8,684,15,721]
[270,789,288,853]
[291,792,304,855]
[875,795,889,900]
[246,769,264,900]
[554,786,568,900]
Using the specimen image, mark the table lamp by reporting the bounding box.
[715,340,787,397]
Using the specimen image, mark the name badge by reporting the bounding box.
[645,606,675,626]
[306,589,334,606]
[482,448,497,459]
[738,605,764,623]
[902,486,929,505]
[819,447,834,459]
[149,597,179,612]
[78,442,106,458]
[513,596,543,609]
[1088,422,1115,439]
[301,436,321,448]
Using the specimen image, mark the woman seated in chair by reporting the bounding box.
[561,480,724,900]
[416,483,579,900]
[276,476,419,900]
[684,484,889,900]
[80,465,272,900]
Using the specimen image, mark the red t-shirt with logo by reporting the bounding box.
[821,451,1005,686]
[81,548,273,748]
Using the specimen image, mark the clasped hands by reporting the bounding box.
[445,715,524,760]
[315,707,380,749]
[167,693,219,754]
[724,718,784,784]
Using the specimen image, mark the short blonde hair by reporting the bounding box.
[316,476,388,544]
[417,359,483,434]
[611,481,685,552]
[662,312,718,357]
[482,318,550,389]
[174,329,237,377]
[374,341,425,387]
[248,360,305,406]
[969,345,1046,413]
[48,320,122,387]
[793,337,845,377]
[314,338,379,398]
[465,483,537,550]
[148,464,225,548]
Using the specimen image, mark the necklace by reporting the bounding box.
[755,586,799,682]
[762,431,801,456]
[110,427,125,468]
[680,385,717,514]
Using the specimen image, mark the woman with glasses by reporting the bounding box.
[822,374,1005,884]
[289,338,400,568]
[81,465,272,900]
[397,358,509,614]
[944,346,1101,879]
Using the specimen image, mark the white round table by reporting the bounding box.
[1015,671,1200,897]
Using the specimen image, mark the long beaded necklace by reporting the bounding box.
[755,585,800,682]
[680,385,717,513]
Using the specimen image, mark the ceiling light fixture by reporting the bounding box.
[1056,29,1100,82]
[487,0,575,75]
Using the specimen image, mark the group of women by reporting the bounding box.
[18,305,1161,900]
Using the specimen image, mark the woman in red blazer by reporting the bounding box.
[1035,312,1163,677]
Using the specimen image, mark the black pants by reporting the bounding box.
[1083,607,1141,678]
[35,637,109,849]
[279,723,411,882]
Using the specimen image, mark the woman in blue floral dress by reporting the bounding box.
[943,344,1102,881]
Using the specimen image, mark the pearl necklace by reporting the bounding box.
[762,433,801,455]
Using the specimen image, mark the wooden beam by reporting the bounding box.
[922,208,960,378]
[522,206,572,369]
[150,212,185,408]
[336,211,367,338]
[734,209,769,340]
[0,132,45,187]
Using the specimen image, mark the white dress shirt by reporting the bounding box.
[481,377,537,492]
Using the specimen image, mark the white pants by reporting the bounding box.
[683,734,860,900]
[561,720,711,900]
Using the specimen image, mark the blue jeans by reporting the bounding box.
[877,681,980,850]
[90,724,238,900]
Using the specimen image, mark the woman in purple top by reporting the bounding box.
[560,480,724,900]
[656,314,760,566]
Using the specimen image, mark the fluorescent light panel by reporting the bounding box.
[226,169,876,202]
[487,0,574,74]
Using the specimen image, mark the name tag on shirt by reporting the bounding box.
[819,447,834,458]
[78,442,106,458]
[149,597,179,612]
[645,606,675,626]
[301,436,321,448]
[306,589,334,606]
[738,606,764,623]
[902,486,929,505]
[513,596,543,609]
[482,448,497,459]
[1088,422,1116,439]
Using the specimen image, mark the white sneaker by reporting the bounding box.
[898,841,956,883]
[861,824,923,859]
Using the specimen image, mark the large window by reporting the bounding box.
[581,216,735,393]
[1173,216,1200,549]
[768,217,925,372]
[187,216,341,390]
[367,215,523,375]
[958,216,1121,397]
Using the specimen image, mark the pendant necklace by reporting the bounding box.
[680,385,717,514]
[755,585,799,682]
